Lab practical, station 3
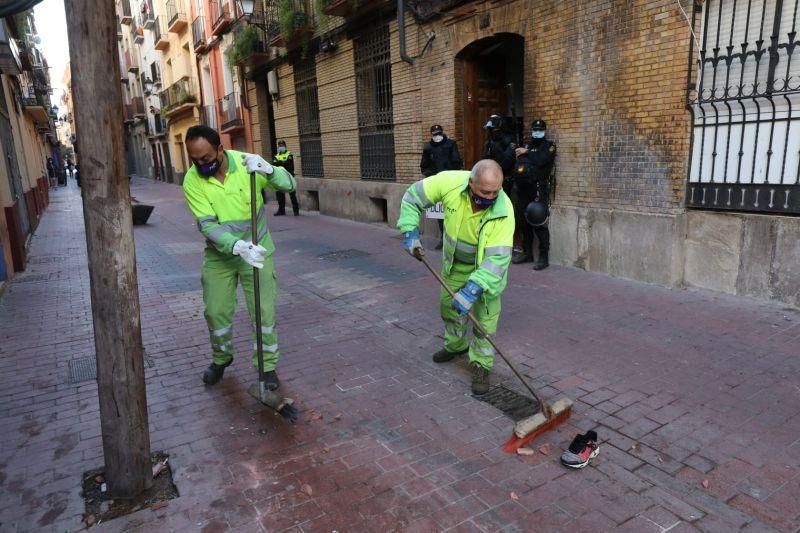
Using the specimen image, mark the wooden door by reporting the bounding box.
[462,59,507,168]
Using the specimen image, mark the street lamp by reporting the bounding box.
[237,0,268,31]
[238,0,255,17]
[142,77,154,94]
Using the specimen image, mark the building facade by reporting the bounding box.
[230,0,798,307]
[0,11,56,284]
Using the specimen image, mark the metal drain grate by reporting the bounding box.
[474,385,540,421]
[317,249,370,261]
[14,273,51,283]
[29,256,68,264]
[69,356,155,384]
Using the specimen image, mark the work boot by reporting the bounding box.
[293,208,300,216]
[533,252,549,271]
[432,347,467,363]
[264,370,280,391]
[512,252,532,264]
[274,209,286,216]
[202,361,231,385]
[471,363,490,395]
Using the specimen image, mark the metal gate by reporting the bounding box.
[294,56,323,177]
[354,24,396,181]
[687,0,800,214]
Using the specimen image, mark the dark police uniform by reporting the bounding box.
[420,135,462,177]
[513,136,557,266]
[272,150,299,215]
[483,132,517,194]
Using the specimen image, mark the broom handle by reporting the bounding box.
[251,172,265,393]
[416,250,551,418]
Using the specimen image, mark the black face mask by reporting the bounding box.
[193,152,222,177]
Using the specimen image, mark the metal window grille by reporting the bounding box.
[355,24,396,181]
[687,0,800,214]
[294,57,324,177]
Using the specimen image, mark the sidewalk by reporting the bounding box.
[1,177,799,533]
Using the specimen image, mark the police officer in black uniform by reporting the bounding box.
[421,124,463,249]
[512,119,557,270]
[483,114,517,195]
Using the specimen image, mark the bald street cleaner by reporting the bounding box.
[398,160,514,395]
[182,125,296,390]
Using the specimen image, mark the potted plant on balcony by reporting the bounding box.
[274,0,309,48]
[229,26,259,69]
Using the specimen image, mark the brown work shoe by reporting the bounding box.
[471,363,490,395]
[432,347,467,363]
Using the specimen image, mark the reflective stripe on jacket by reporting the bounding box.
[397,170,514,297]
[182,149,296,255]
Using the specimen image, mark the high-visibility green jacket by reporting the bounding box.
[397,170,515,297]
[182,149,296,256]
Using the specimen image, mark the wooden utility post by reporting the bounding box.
[64,0,152,497]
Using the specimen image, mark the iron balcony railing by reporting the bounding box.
[218,92,242,130]
[210,0,232,32]
[153,16,168,48]
[191,16,206,50]
[131,14,144,43]
[166,0,186,30]
[153,114,165,134]
[141,0,155,28]
[202,104,218,130]
[131,96,145,117]
[120,0,132,23]
[160,76,197,111]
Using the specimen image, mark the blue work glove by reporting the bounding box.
[402,228,423,259]
[452,280,483,315]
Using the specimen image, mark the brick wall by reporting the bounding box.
[269,0,693,213]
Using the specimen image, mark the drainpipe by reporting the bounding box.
[398,0,414,64]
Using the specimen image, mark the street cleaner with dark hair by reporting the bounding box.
[182,125,296,390]
[398,160,514,395]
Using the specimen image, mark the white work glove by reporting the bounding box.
[232,240,267,269]
[242,153,274,176]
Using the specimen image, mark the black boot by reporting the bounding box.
[202,361,231,385]
[471,363,490,395]
[432,347,467,363]
[274,209,286,216]
[512,251,532,264]
[533,251,549,271]
[292,208,300,216]
[264,370,280,391]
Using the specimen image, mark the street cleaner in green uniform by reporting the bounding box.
[397,159,514,395]
[182,125,296,389]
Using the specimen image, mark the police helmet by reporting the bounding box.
[525,201,549,227]
[531,119,547,131]
[484,114,503,130]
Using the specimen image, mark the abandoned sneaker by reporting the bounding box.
[264,370,280,391]
[470,363,490,395]
[560,430,600,469]
[202,361,232,385]
[432,347,468,363]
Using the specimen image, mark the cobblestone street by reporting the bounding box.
[1,178,799,532]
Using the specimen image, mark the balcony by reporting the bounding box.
[126,51,140,73]
[153,16,169,50]
[160,76,197,119]
[201,104,218,131]
[210,0,233,36]
[124,104,134,124]
[321,0,385,18]
[149,114,166,137]
[22,87,49,121]
[116,15,123,40]
[192,16,206,53]
[132,15,145,44]
[267,3,310,49]
[132,96,146,118]
[141,0,155,29]
[217,92,243,133]
[120,0,132,24]
[166,0,188,33]
[0,21,22,75]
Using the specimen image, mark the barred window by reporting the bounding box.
[294,57,323,177]
[354,24,396,181]
[687,0,800,214]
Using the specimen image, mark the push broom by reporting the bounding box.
[414,249,572,453]
[246,171,298,423]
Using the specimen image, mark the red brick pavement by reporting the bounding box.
[1,178,799,532]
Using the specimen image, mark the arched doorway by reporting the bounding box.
[456,34,525,168]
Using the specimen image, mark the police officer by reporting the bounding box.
[421,124,463,249]
[272,140,300,216]
[483,114,516,195]
[512,119,557,270]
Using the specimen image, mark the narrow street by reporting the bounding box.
[1,178,799,533]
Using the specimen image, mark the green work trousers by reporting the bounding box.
[439,261,501,370]
[201,247,279,370]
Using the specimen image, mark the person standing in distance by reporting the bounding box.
[272,140,300,216]
[420,124,463,249]
[512,119,557,270]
